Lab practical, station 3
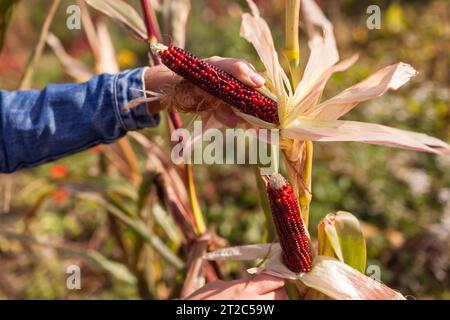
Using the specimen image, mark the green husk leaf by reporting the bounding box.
[318,211,367,273]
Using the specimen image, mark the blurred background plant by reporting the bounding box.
[0,0,448,299]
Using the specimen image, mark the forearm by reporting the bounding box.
[0,54,266,173]
[0,68,159,173]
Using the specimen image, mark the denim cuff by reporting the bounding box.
[112,67,160,131]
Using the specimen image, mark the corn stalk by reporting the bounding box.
[139,1,223,295]
[284,0,313,228]
[139,0,206,236]
[285,0,301,87]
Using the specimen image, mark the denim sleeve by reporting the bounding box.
[0,67,160,173]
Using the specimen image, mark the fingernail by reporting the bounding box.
[249,72,265,87]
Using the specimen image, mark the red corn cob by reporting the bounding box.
[266,173,312,273]
[153,44,279,125]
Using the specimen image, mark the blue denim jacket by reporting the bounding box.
[0,68,160,173]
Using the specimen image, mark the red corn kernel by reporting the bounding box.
[266,173,312,273]
[156,44,279,125]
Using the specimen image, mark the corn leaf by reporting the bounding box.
[283,117,450,155]
[130,132,197,240]
[0,230,136,285]
[86,0,147,41]
[311,62,417,121]
[241,0,291,109]
[61,245,137,285]
[253,165,276,242]
[206,243,405,300]
[78,192,184,270]
[46,33,93,81]
[162,0,190,48]
[299,256,405,300]
[318,211,367,273]
[83,250,137,285]
[137,171,159,215]
[96,20,119,73]
[290,0,338,110]
[152,204,183,245]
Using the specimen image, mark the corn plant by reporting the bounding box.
[0,0,201,299]
[153,43,279,124]
[83,0,225,297]
[0,0,448,300]
[134,0,449,299]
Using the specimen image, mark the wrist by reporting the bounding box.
[144,65,179,114]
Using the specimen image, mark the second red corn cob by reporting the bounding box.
[267,173,312,273]
[152,44,279,125]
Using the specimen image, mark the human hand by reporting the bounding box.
[144,56,265,114]
[185,274,287,300]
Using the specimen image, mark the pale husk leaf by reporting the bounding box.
[286,54,359,125]
[86,0,147,41]
[204,243,278,261]
[240,0,291,109]
[283,117,450,154]
[290,0,339,110]
[311,63,418,120]
[205,243,405,300]
[299,256,405,300]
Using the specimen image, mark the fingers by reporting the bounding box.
[186,280,226,300]
[186,275,287,300]
[258,287,288,300]
[206,56,265,88]
[213,105,242,127]
[245,273,286,295]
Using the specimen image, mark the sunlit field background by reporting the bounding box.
[0,0,449,299]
